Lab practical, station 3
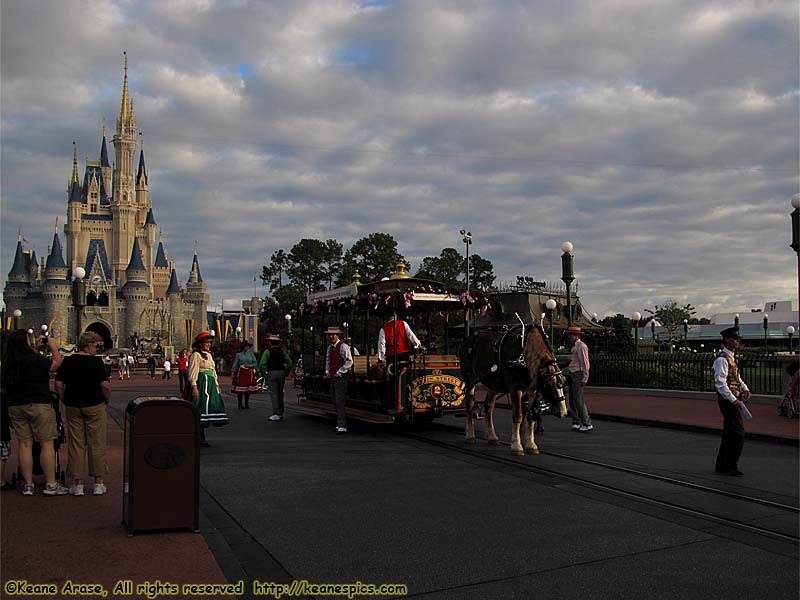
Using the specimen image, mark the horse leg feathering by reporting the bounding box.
[509,390,525,456]
[485,392,499,445]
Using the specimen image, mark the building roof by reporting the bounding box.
[82,165,110,205]
[84,239,112,281]
[166,268,181,294]
[8,241,27,277]
[45,233,67,270]
[154,241,168,268]
[100,135,110,168]
[125,237,146,272]
[145,207,157,226]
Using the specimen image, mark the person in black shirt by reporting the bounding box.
[2,329,68,496]
[55,332,111,496]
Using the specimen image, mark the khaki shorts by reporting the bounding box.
[8,403,58,443]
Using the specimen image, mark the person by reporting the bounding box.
[713,327,751,476]
[177,349,190,395]
[55,331,111,496]
[566,326,592,432]
[259,335,293,421]
[147,353,156,379]
[1,329,69,496]
[324,326,353,434]
[376,315,425,365]
[0,383,13,491]
[231,340,259,409]
[162,357,171,380]
[117,354,127,380]
[126,352,135,376]
[187,331,228,446]
[102,354,113,379]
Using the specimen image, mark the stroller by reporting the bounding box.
[11,392,66,486]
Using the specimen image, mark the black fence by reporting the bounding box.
[589,353,787,395]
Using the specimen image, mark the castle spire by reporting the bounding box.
[137,132,148,185]
[71,142,79,184]
[119,51,130,124]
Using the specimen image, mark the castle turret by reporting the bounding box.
[4,233,31,312]
[166,265,185,349]
[152,230,170,299]
[136,134,149,211]
[43,225,71,341]
[66,143,83,271]
[100,127,112,197]
[122,237,150,340]
[185,243,209,329]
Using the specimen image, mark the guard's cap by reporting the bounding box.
[720,327,741,340]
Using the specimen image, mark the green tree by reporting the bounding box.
[320,239,343,290]
[415,248,463,288]
[338,233,404,284]
[599,314,635,354]
[470,254,495,291]
[287,239,328,294]
[260,249,288,294]
[645,299,696,352]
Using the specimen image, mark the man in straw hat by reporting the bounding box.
[324,326,353,434]
[713,327,751,476]
[566,326,592,432]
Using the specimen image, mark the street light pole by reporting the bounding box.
[12,309,22,330]
[791,194,800,329]
[632,312,641,354]
[683,319,689,350]
[285,314,292,336]
[651,320,657,351]
[734,313,740,331]
[460,229,472,337]
[763,314,769,353]
[71,267,86,343]
[545,298,557,344]
[561,242,575,327]
[787,325,795,354]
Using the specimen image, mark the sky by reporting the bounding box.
[1,0,798,319]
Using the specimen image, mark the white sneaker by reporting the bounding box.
[571,424,581,431]
[336,426,347,434]
[93,483,107,496]
[70,484,85,496]
[579,424,593,432]
[21,484,34,496]
[43,482,69,496]
[268,414,282,421]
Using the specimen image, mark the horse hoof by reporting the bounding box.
[465,438,476,445]
[525,447,540,455]
[511,448,524,457]
[488,438,499,446]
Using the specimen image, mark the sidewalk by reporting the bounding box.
[0,375,231,600]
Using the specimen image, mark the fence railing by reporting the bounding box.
[589,353,787,395]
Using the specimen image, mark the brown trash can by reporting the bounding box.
[122,396,200,535]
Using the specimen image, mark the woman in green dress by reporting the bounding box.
[188,331,228,446]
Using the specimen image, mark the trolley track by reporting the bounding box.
[400,424,799,547]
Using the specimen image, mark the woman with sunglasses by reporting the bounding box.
[187,331,228,446]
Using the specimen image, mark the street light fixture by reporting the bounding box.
[71,266,86,343]
[787,325,795,354]
[12,308,22,330]
[235,326,242,341]
[545,298,557,343]
[561,242,575,327]
[631,311,641,354]
[734,313,740,331]
[763,313,769,353]
[343,321,349,339]
[460,229,472,337]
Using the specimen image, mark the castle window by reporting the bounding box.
[99,292,109,307]
[87,291,97,306]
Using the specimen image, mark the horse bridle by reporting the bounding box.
[538,357,566,398]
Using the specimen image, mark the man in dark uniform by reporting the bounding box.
[713,327,751,476]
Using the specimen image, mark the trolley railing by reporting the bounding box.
[588,353,787,395]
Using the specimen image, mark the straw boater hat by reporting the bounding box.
[324,326,343,335]
[566,327,582,335]
[268,334,281,341]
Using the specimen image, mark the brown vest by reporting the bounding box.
[717,352,741,399]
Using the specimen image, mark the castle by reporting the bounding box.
[4,54,208,353]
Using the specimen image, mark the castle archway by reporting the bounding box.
[86,322,112,352]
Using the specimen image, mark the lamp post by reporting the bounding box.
[460,229,472,337]
[561,242,575,327]
[71,266,86,343]
[787,325,795,354]
[12,309,22,330]
[763,314,769,353]
[734,313,740,331]
[791,195,800,327]
[343,321,349,339]
[235,326,242,342]
[632,311,641,354]
[285,314,292,336]
[545,298,557,343]
[683,319,689,350]
[651,320,656,351]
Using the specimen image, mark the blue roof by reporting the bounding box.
[137,149,148,185]
[191,254,203,283]
[166,269,181,294]
[154,241,168,268]
[145,208,157,226]
[82,165,109,205]
[100,135,110,167]
[69,180,83,203]
[84,239,112,280]
[126,238,146,272]
[44,278,70,286]
[45,233,67,270]
[9,241,29,277]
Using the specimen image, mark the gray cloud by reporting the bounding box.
[2,0,798,318]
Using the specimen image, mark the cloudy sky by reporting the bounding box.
[2,0,798,318]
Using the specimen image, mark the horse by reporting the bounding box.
[459,322,567,456]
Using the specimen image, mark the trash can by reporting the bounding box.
[122,396,200,535]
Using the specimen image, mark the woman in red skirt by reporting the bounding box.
[230,340,259,409]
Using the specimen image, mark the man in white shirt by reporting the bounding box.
[566,326,592,432]
[376,315,425,365]
[162,358,171,380]
[324,326,353,434]
[713,327,751,476]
